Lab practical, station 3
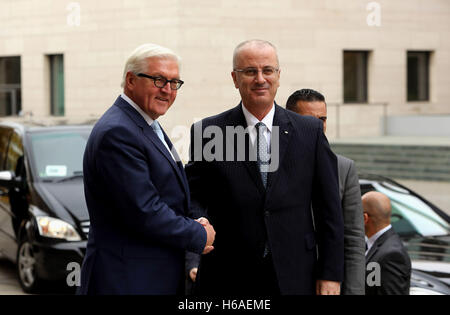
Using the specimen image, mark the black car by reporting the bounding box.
[359,174,450,294]
[0,121,449,295]
[0,121,91,293]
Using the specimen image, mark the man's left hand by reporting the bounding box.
[316,280,341,295]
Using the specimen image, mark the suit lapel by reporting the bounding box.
[114,96,190,199]
[164,131,191,203]
[266,104,292,193]
[366,228,395,261]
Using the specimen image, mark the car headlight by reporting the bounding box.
[410,287,445,295]
[36,216,82,241]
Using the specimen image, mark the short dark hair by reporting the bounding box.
[286,89,326,111]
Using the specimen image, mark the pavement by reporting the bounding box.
[0,256,26,295]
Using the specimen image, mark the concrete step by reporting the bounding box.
[331,142,450,182]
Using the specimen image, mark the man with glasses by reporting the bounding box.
[78,43,215,295]
[185,40,344,295]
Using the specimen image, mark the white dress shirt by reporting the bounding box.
[241,103,275,148]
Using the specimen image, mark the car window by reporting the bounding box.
[373,182,450,237]
[6,131,24,173]
[0,127,12,170]
[29,130,89,180]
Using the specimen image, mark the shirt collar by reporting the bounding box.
[241,102,275,132]
[121,93,155,127]
[366,224,392,254]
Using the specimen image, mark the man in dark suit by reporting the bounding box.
[286,89,366,295]
[185,40,344,295]
[78,43,215,295]
[363,191,411,295]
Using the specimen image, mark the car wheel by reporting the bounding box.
[16,235,42,293]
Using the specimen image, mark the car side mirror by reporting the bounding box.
[0,170,17,188]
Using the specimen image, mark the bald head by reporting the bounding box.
[233,39,279,69]
[362,191,392,236]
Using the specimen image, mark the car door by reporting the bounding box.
[0,126,13,259]
[0,128,24,260]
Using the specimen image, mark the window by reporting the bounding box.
[6,131,24,173]
[407,51,430,102]
[48,54,65,116]
[0,127,12,170]
[29,130,89,179]
[343,51,369,103]
[0,57,21,116]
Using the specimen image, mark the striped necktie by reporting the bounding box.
[256,122,271,258]
[256,122,270,188]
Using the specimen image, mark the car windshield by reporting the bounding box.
[28,129,91,181]
[371,181,450,237]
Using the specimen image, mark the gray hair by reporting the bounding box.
[121,43,181,88]
[232,39,279,69]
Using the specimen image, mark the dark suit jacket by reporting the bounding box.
[365,227,411,295]
[185,103,344,295]
[337,155,366,295]
[78,96,206,295]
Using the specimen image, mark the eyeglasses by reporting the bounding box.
[137,73,184,90]
[233,66,279,78]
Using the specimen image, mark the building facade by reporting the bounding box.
[0,0,449,149]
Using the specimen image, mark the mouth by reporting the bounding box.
[252,87,269,94]
[155,97,169,103]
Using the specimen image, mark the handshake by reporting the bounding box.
[196,217,216,254]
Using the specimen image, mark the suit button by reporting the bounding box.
[264,211,270,217]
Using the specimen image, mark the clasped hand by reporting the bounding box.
[196,217,215,254]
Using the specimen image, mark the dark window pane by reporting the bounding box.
[6,131,24,173]
[0,127,12,170]
[344,51,368,103]
[29,131,89,179]
[49,55,65,116]
[408,51,430,102]
[0,56,21,116]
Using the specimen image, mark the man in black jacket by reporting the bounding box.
[286,89,366,295]
[185,39,344,295]
[363,191,411,295]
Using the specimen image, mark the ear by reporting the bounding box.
[276,68,281,89]
[231,71,239,89]
[363,213,369,225]
[125,72,136,91]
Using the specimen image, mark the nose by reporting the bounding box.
[255,70,266,84]
[161,81,172,93]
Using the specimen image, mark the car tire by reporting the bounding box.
[16,234,43,294]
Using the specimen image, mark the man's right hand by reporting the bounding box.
[196,217,215,254]
[189,267,198,282]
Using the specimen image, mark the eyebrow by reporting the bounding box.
[149,73,180,79]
